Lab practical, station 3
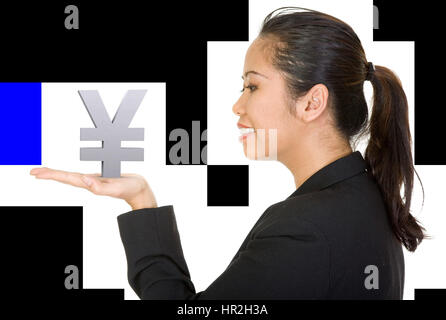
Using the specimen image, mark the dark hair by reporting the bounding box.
[259,7,426,251]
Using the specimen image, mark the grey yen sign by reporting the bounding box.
[79,90,146,178]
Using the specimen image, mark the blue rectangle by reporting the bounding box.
[0,82,41,165]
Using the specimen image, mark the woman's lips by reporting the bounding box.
[237,122,252,129]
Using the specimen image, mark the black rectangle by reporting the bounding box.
[415,289,446,300]
[207,165,249,206]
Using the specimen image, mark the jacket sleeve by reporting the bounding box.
[117,205,330,300]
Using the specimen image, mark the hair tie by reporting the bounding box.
[365,62,375,81]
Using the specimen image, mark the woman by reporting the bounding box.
[30,7,425,299]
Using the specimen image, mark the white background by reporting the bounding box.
[0,0,443,300]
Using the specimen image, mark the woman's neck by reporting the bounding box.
[281,144,353,190]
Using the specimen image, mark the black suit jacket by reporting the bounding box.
[117,151,404,299]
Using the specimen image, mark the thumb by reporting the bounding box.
[81,175,93,186]
[81,175,100,193]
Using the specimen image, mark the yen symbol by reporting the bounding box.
[79,90,146,178]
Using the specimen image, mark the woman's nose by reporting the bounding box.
[232,96,244,116]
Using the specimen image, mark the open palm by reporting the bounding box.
[29,167,157,210]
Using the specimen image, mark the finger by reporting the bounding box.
[31,168,129,197]
[32,168,89,189]
[32,167,101,179]
[30,167,49,175]
[31,168,100,177]
[30,167,63,179]
[31,167,67,177]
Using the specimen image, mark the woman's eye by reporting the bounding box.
[240,85,257,93]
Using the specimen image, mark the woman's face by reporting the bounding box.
[232,37,302,161]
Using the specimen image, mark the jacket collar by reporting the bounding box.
[287,151,367,199]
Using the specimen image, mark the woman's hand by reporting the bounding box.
[29,167,157,210]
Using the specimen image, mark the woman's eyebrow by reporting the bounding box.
[241,70,269,80]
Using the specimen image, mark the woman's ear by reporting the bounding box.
[308,84,328,109]
[299,84,329,122]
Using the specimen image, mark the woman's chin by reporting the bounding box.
[242,138,257,160]
[242,137,278,161]
[242,144,277,161]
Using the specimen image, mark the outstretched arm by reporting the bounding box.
[117,205,330,300]
[29,167,330,300]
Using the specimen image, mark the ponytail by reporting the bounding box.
[365,65,426,252]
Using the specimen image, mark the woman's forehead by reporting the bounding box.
[244,38,278,79]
